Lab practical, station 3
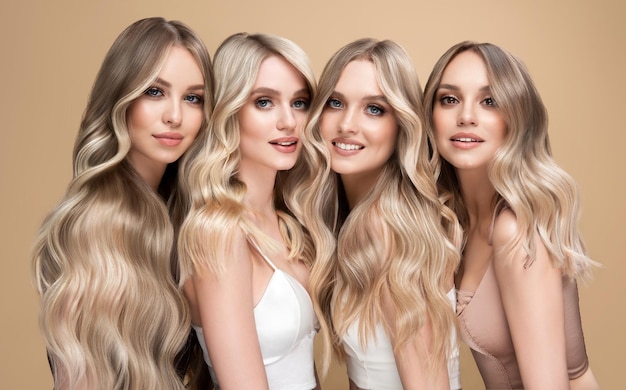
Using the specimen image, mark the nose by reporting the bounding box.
[457,103,477,126]
[338,107,357,134]
[163,100,182,127]
[277,105,297,131]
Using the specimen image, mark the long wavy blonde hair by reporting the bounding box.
[31,17,214,390]
[296,38,462,376]
[178,32,316,282]
[423,41,597,279]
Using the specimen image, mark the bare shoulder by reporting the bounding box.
[491,208,522,249]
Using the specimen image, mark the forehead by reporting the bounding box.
[253,55,306,90]
[335,60,381,95]
[440,51,489,87]
[159,45,204,85]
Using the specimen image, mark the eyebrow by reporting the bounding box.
[331,90,389,104]
[437,83,491,93]
[250,87,310,97]
[154,77,204,91]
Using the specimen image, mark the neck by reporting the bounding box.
[339,169,381,210]
[456,168,497,227]
[130,160,167,192]
[238,163,278,218]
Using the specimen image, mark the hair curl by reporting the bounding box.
[423,41,597,279]
[299,38,462,377]
[32,17,214,390]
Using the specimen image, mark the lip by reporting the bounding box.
[331,137,365,156]
[449,132,483,149]
[269,136,299,153]
[154,132,184,146]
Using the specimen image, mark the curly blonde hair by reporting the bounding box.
[296,38,462,377]
[423,41,597,279]
[178,32,316,282]
[32,17,214,390]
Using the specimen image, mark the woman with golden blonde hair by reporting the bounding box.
[32,17,213,390]
[423,41,599,389]
[178,32,319,390]
[294,38,462,389]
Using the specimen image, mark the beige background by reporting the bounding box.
[1,1,623,388]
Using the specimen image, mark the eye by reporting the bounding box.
[326,98,342,109]
[145,87,164,97]
[483,97,497,107]
[185,94,204,104]
[255,98,273,109]
[292,98,309,110]
[366,104,385,116]
[439,95,459,105]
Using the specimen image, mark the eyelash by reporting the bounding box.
[326,99,386,116]
[292,98,310,110]
[366,105,385,116]
[145,87,164,97]
[327,98,342,109]
[144,87,203,105]
[439,95,497,108]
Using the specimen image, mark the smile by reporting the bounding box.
[333,142,364,151]
[271,141,297,146]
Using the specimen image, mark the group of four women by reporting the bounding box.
[33,16,599,390]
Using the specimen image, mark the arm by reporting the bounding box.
[190,229,269,390]
[381,286,449,390]
[492,209,569,389]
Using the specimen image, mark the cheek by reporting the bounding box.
[294,111,308,131]
[382,129,398,158]
[319,115,334,142]
[127,102,149,130]
[432,108,449,131]
[186,109,204,134]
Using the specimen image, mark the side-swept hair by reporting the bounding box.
[299,38,462,377]
[423,41,597,279]
[178,32,316,282]
[32,17,213,390]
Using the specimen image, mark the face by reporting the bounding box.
[237,55,310,177]
[320,60,398,181]
[127,45,205,187]
[432,50,507,172]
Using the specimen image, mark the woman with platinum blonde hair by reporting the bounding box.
[178,32,319,389]
[294,38,462,389]
[32,17,214,390]
[423,41,599,389]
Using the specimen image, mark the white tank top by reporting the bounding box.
[193,240,318,390]
[341,289,461,390]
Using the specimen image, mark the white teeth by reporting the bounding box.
[454,138,479,142]
[275,141,295,146]
[335,142,364,151]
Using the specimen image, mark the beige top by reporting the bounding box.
[457,260,589,389]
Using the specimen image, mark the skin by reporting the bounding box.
[322,59,448,390]
[127,45,205,189]
[184,55,317,390]
[433,50,599,389]
[320,60,398,209]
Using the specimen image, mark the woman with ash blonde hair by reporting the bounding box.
[178,32,319,389]
[293,38,462,389]
[32,17,214,390]
[423,41,599,389]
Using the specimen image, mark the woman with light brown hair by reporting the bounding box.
[423,41,599,389]
[32,17,213,389]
